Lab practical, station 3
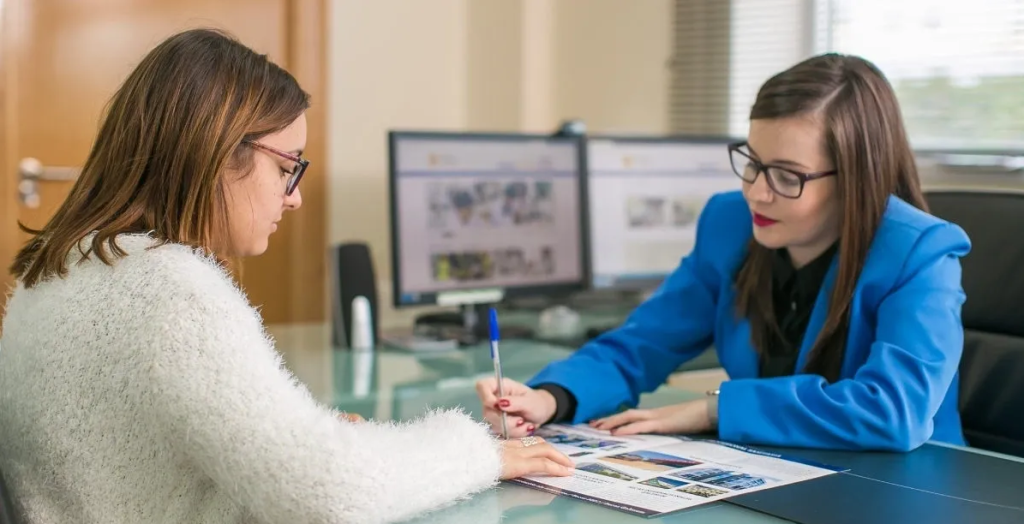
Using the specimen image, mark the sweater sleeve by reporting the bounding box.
[138,261,502,524]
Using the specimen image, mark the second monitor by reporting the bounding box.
[587,136,739,291]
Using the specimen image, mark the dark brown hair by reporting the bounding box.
[11,28,310,288]
[734,53,926,382]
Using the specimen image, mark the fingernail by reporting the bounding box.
[498,399,510,408]
[516,419,525,426]
[527,425,535,433]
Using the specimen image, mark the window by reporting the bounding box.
[671,0,1024,150]
[822,0,1024,150]
[727,0,816,137]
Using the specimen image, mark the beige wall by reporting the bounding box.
[328,0,468,328]
[327,0,673,329]
[552,0,672,135]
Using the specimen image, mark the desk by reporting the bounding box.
[320,338,1024,524]
[382,304,723,373]
[329,341,789,523]
[516,304,721,372]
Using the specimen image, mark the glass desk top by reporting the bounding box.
[266,323,1022,524]
[318,336,793,523]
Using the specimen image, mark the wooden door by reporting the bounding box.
[0,0,327,326]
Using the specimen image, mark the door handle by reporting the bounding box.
[18,157,81,208]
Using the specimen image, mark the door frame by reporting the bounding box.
[286,0,329,325]
[0,0,329,326]
[245,0,329,324]
[1,0,15,310]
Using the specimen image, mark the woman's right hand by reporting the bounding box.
[499,437,575,480]
[476,378,557,438]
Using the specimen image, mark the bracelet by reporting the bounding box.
[706,389,720,397]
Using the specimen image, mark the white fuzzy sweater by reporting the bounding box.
[0,234,503,524]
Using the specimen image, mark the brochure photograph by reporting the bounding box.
[507,424,846,518]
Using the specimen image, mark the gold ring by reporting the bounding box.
[520,436,540,447]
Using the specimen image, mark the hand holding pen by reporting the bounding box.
[484,304,575,478]
[488,308,510,439]
[477,309,561,439]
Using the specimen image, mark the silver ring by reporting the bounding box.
[520,436,540,447]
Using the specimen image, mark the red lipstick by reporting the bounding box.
[752,213,778,227]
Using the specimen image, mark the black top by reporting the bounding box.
[539,243,838,424]
[760,243,838,378]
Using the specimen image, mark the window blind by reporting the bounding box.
[669,0,1024,150]
[668,0,731,136]
[823,0,1024,150]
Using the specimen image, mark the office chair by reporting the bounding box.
[925,189,1024,458]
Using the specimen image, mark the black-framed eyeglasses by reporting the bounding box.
[728,141,836,199]
[244,141,309,196]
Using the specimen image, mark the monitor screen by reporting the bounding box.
[586,136,739,290]
[389,131,586,307]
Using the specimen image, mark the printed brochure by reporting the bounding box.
[508,424,845,518]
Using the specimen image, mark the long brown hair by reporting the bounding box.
[11,28,309,288]
[734,53,926,382]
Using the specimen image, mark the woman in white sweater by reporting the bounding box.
[0,28,572,524]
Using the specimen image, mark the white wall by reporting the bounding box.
[327,0,673,328]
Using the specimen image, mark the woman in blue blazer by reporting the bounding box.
[477,53,971,452]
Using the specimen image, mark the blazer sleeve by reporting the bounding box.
[717,222,970,452]
[139,265,502,524]
[526,195,727,424]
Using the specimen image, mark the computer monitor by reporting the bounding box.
[388,130,588,340]
[586,135,740,291]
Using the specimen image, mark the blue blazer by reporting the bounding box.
[529,191,971,452]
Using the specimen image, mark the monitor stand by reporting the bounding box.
[414,304,534,346]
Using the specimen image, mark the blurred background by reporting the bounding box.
[1,0,1022,401]
[338,0,1024,330]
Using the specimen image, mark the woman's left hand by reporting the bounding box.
[589,399,713,436]
[337,412,365,423]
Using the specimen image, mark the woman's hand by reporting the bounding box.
[589,399,713,436]
[499,437,575,480]
[336,412,365,423]
[476,378,557,438]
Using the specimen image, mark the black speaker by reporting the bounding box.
[331,242,380,349]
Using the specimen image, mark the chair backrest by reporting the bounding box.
[0,465,19,524]
[924,189,1024,457]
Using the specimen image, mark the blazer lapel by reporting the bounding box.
[794,257,839,372]
[729,319,760,378]
[717,286,760,379]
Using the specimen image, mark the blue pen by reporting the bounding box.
[489,307,510,439]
